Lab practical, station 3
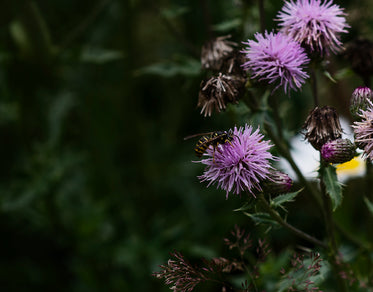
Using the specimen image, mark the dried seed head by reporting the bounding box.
[321,138,356,164]
[201,35,237,71]
[303,106,343,150]
[197,73,246,117]
[345,38,373,78]
[350,86,373,119]
[260,169,293,195]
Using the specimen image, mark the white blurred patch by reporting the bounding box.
[277,117,366,182]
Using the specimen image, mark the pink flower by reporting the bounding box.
[276,0,349,56]
[242,31,309,94]
[197,125,275,197]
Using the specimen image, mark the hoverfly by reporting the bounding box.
[184,130,236,159]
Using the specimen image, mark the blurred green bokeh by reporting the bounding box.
[0,0,372,291]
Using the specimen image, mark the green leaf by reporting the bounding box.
[80,47,124,64]
[233,202,252,212]
[270,189,303,209]
[160,6,189,19]
[364,197,373,216]
[244,212,279,226]
[135,56,201,77]
[320,164,343,211]
[212,18,242,32]
[323,70,337,83]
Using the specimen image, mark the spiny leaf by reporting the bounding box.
[233,202,252,212]
[244,212,279,226]
[270,189,303,209]
[320,164,343,211]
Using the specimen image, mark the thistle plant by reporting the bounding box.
[154,0,373,291]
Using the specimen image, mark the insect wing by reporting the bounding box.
[183,132,214,140]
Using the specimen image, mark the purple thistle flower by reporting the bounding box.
[242,31,309,94]
[276,0,349,56]
[197,124,275,197]
[352,100,373,160]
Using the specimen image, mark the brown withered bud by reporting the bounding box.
[345,38,373,80]
[201,35,237,71]
[221,50,247,77]
[197,73,246,117]
[303,106,343,150]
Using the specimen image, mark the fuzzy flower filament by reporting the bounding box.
[197,125,275,197]
[242,31,309,93]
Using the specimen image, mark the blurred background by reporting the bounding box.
[0,0,372,291]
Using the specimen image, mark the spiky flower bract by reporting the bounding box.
[242,31,309,94]
[352,101,373,160]
[197,125,275,197]
[303,106,342,150]
[277,0,349,56]
[321,138,356,164]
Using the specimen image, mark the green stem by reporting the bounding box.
[258,193,327,248]
[310,66,319,107]
[319,159,349,292]
[264,122,323,210]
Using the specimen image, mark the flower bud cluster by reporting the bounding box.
[304,106,356,164]
[198,35,247,117]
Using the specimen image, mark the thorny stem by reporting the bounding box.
[264,122,323,210]
[268,94,284,141]
[319,159,349,292]
[258,193,327,248]
[310,66,319,107]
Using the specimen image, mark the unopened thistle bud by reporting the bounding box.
[321,138,356,164]
[350,86,373,119]
[197,73,246,117]
[303,106,343,150]
[201,35,237,71]
[260,169,293,195]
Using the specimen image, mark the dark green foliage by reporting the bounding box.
[1,0,373,291]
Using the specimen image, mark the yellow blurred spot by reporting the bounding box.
[336,156,366,178]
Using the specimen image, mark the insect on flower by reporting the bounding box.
[184,130,237,159]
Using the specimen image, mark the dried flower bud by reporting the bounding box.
[350,86,373,119]
[303,106,343,150]
[201,35,237,71]
[221,50,247,76]
[345,38,373,79]
[197,73,246,117]
[260,169,293,195]
[321,138,356,164]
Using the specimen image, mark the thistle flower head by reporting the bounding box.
[276,0,349,56]
[352,101,373,160]
[242,31,309,94]
[197,124,275,197]
[350,86,373,119]
[303,106,342,150]
[197,73,246,117]
[321,138,356,163]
